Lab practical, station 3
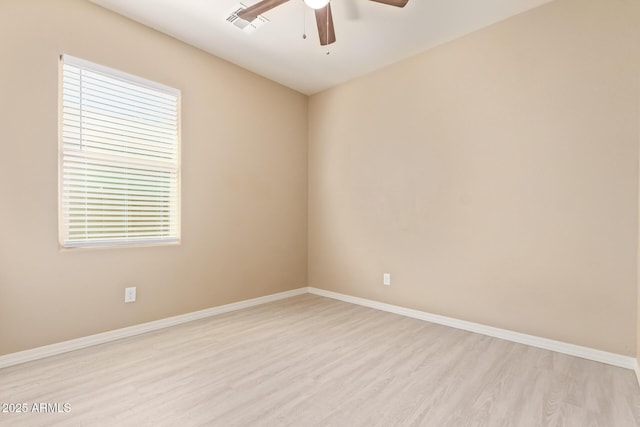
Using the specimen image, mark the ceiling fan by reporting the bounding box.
[237,0,409,46]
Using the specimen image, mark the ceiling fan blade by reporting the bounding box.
[368,0,409,7]
[315,3,336,46]
[237,0,290,22]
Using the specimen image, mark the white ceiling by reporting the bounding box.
[89,0,553,95]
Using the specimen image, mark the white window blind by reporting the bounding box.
[59,55,180,248]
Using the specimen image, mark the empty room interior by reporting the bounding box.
[1,0,640,425]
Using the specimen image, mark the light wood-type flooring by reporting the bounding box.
[1,294,639,426]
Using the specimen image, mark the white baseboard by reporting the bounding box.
[308,287,637,371]
[0,287,307,369]
[2,286,637,373]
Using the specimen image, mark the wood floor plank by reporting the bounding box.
[0,294,639,426]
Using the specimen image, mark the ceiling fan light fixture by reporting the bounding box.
[304,0,329,10]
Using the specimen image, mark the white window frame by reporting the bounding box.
[58,54,181,249]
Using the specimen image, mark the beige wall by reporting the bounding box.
[0,0,308,355]
[309,0,640,356]
[638,33,640,365]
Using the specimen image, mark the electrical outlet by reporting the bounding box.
[383,273,391,286]
[124,287,137,303]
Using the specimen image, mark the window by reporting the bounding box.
[59,55,180,248]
